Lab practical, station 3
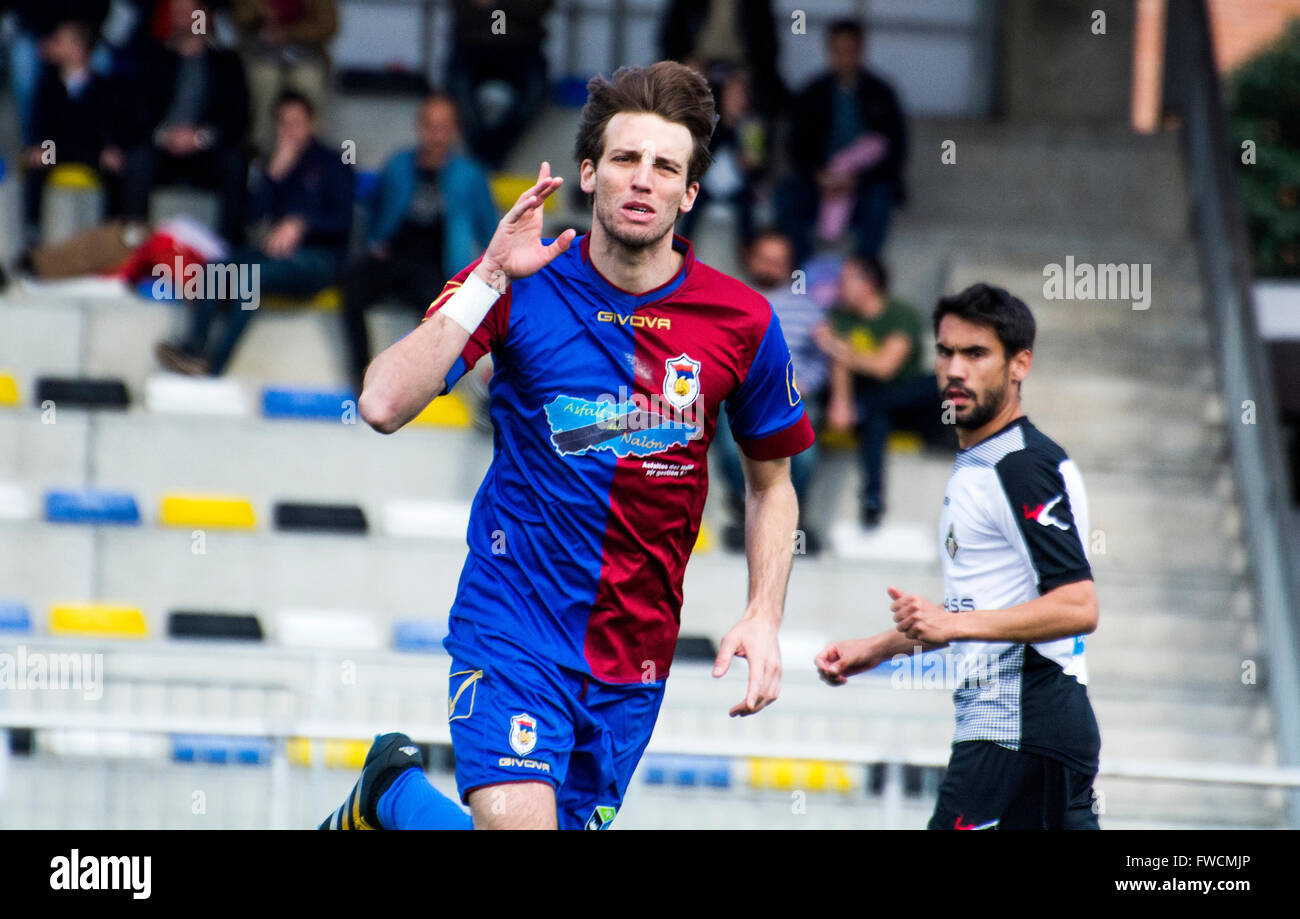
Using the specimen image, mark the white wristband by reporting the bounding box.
[438,271,503,334]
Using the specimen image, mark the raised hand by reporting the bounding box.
[476,161,577,292]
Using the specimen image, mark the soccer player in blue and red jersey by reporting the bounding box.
[320,62,814,830]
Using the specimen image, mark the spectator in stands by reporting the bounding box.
[816,256,940,529]
[777,18,907,266]
[233,0,338,152]
[340,93,498,392]
[155,90,354,376]
[6,1,112,147]
[714,230,829,554]
[658,0,785,117]
[445,0,552,169]
[676,67,768,248]
[22,18,126,245]
[121,0,250,244]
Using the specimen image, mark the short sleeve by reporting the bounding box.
[725,308,815,460]
[992,450,1093,594]
[423,257,512,393]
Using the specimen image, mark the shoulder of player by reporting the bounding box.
[682,262,776,328]
[991,422,1074,493]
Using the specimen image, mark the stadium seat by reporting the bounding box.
[274,608,383,650]
[381,499,471,539]
[0,373,19,407]
[158,494,257,530]
[44,489,141,525]
[410,391,473,428]
[490,173,559,216]
[41,164,104,245]
[172,734,273,765]
[672,635,718,662]
[260,287,343,312]
[286,737,370,769]
[145,374,248,417]
[272,501,368,534]
[642,754,732,788]
[0,482,31,520]
[49,603,148,638]
[693,519,714,553]
[34,376,130,410]
[0,602,32,633]
[261,386,357,421]
[166,610,265,642]
[393,619,448,652]
[747,757,858,793]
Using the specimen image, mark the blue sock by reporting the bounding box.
[377,767,473,830]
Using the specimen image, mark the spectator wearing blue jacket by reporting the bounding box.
[156,90,354,376]
[341,93,498,391]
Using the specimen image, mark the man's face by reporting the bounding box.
[828,33,863,78]
[276,102,314,149]
[43,26,86,67]
[934,315,1028,430]
[581,112,698,250]
[746,236,793,289]
[839,260,882,316]
[416,99,458,162]
[172,0,201,36]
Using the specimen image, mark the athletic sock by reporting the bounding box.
[376,766,473,830]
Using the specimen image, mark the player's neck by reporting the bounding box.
[955,400,1025,450]
[587,224,683,295]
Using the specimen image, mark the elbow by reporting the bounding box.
[1078,597,1100,635]
[358,387,401,434]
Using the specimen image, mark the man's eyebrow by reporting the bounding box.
[608,147,684,167]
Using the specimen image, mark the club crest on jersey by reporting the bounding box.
[663,353,702,412]
[509,713,537,756]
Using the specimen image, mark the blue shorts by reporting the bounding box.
[443,615,666,830]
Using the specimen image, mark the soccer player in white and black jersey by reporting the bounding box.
[816,283,1101,829]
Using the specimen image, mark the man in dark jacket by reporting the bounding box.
[121,0,251,243]
[778,19,907,265]
[156,90,354,376]
[22,18,125,243]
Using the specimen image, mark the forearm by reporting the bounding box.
[358,312,469,434]
[742,464,798,623]
[873,628,944,657]
[954,584,1098,644]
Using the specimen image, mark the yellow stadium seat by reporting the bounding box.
[888,431,922,453]
[0,374,19,407]
[410,391,472,429]
[816,429,924,452]
[286,737,370,769]
[694,519,714,554]
[490,173,558,215]
[260,287,343,312]
[47,163,102,191]
[50,603,148,638]
[747,757,856,793]
[159,494,257,529]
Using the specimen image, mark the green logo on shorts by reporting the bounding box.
[585,805,617,830]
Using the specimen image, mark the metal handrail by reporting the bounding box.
[1162,0,1300,827]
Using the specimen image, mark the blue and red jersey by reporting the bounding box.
[425,233,813,684]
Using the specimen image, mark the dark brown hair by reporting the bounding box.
[574,62,717,189]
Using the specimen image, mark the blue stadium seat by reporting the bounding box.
[0,602,31,633]
[261,386,358,421]
[45,489,141,525]
[393,619,449,652]
[171,734,273,765]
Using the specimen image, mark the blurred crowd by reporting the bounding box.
[2,0,951,543]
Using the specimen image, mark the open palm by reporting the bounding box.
[480,161,577,288]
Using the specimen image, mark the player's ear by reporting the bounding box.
[678,180,700,214]
[579,159,597,195]
[1009,347,1032,383]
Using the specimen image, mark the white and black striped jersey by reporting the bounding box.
[938,416,1100,774]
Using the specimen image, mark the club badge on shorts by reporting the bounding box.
[509,713,537,756]
[662,353,702,412]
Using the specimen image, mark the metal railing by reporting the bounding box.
[1162,0,1300,827]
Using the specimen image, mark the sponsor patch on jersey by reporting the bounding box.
[448,669,482,721]
[662,353,702,412]
[945,523,958,559]
[1022,494,1070,531]
[544,395,700,458]
[585,804,617,830]
[509,712,537,756]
